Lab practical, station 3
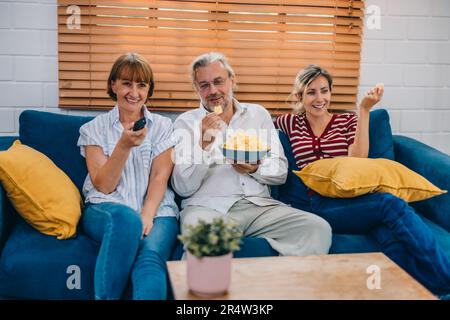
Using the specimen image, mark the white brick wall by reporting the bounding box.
[360,0,450,154]
[0,0,60,135]
[0,0,449,155]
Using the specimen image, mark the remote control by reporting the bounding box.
[133,117,146,131]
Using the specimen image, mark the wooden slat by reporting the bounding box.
[58,45,361,60]
[59,53,360,69]
[59,47,361,61]
[58,16,362,36]
[59,25,362,45]
[59,61,360,73]
[58,35,362,53]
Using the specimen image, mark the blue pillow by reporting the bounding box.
[19,110,93,193]
[272,109,395,210]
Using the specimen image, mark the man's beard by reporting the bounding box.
[203,94,232,112]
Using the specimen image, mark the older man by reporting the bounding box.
[171,52,331,256]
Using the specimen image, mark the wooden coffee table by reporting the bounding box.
[167,253,436,300]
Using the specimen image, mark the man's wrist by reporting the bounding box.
[194,140,214,166]
[247,164,260,175]
[201,140,214,151]
[248,165,258,174]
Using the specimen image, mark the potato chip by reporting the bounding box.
[214,105,223,115]
[223,130,268,151]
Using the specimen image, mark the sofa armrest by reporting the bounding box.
[0,136,19,253]
[393,135,450,232]
[0,184,17,254]
[0,184,5,249]
[0,136,17,151]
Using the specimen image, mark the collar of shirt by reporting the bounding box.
[109,104,154,131]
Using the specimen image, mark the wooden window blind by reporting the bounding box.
[58,0,364,114]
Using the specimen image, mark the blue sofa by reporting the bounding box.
[1,109,449,299]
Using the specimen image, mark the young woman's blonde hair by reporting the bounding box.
[107,52,154,101]
[291,64,333,114]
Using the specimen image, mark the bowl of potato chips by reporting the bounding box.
[221,130,270,163]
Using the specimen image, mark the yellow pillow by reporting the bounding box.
[293,157,446,203]
[0,140,82,239]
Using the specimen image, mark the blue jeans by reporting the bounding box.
[131,216,179,300]
[82,202,179,300]
[82,202,142,300]
[310,192,450,294]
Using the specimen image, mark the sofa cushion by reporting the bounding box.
[330,234,381,254]
[394,135,450,233]
[293,157,446,202]
[170,237,278,260]
[0,219,98,300]
[19,110,93,193]
[0,141,82,239]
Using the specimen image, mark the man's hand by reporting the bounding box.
[359,83,384,112]
[200,113,223,150]
[232,162,259,174]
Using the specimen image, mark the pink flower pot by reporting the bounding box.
[186,251,232,298]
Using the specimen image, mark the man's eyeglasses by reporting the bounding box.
[196,77,228,92]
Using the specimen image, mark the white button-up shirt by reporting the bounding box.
[171,99,288,214]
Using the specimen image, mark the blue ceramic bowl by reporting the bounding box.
[221,147,270,164]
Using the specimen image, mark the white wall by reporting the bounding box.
[0,0,62,134]
[0,0,449,154]
[360,0,450,154]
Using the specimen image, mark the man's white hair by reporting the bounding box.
[190,52,235,82]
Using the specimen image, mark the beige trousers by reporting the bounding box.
[180,199,332,256]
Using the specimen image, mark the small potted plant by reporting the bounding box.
[178,217,243,297]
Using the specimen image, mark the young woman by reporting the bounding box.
[77,53,179,299]
[274,64,450,294]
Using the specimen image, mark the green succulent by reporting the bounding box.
[178,218,243,258]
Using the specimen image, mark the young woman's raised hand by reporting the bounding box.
[359,83,384,112]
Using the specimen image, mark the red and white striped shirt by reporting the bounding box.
[274,112,357,169]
